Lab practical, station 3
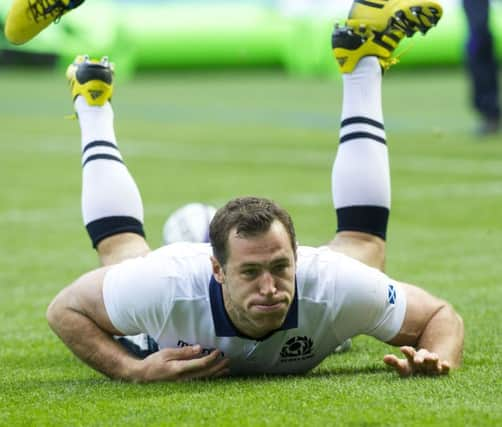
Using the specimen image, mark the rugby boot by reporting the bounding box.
[5,0,85,45]
[332,0,443,73]
[66,55,114,107]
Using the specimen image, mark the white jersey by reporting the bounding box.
[103,243,406,375]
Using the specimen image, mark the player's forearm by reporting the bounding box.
[417,303,464,368]
[47,302,143,382]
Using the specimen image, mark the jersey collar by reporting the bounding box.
[209,275,298,340]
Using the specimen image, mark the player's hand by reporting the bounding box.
[383,346,450,377]
[135,345,230,382]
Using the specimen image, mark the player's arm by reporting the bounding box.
[46,267,229,382]
[383,282,464,377]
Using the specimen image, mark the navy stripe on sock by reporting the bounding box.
[354,0,385,9]
[86,216,145,248]
[336,205,389,240]
[82,140,119,154]
[82,154,124,167]
[340,132,386,144]
[341,116,384,130]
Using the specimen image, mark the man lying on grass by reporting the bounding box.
[47,0,463,382]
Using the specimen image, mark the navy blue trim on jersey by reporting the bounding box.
[209,275,298,340]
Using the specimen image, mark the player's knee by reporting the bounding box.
[328,231,386,271]
[96,233,151,266]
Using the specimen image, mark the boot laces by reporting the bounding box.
[28,0,67,23]
[389,6,440,37]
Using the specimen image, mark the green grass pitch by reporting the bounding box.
[0,66,501,426]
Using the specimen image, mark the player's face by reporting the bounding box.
[213,220,296,339]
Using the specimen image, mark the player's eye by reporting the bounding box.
[241,269,259,279]
[271,263,289,276]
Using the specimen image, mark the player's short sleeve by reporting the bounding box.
[331,254,407,342]
[102,255,176,338]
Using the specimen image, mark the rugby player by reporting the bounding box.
[47,0,464,382]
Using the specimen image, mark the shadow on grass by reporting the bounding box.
[11,364,391,391]
[309,365,390,377]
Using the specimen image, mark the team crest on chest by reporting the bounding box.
[280,336,314,362]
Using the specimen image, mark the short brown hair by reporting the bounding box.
[209,196,297,266]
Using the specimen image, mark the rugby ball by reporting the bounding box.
[162,203,217,244]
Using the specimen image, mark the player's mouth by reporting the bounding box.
[251,301,288,313]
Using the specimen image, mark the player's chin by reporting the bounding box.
[249,303,288,326]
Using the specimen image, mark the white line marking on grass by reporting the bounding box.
[0,207,78,223]
[7,138,334,167]
[284,193,331,206]
[395,182,502,200]
[394,156,502,177]
[3,179,498,227]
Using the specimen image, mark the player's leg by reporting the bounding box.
[329,0,442,271]
[68,55,150,266]
[5,0,85,45]
[329,56,388,270]
[68,55,156,357]
[462,0,500,134]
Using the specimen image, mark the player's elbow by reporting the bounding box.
[434,301,465,368]
[450,306,465,360]
[435,300,464,334]
[452,306,464,330]
[441,301,464,331]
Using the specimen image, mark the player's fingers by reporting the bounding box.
[163,345,202,361]
[399,345,417,375]
[400,346,416,365]
[413,350,446,375]
[212,366,231,378]
[207,356,230,377]
[191,352,230,377]
[411,349,428,373]
[413,348,428,365]
[383,354,412,377]
[421,352,440,374]
[181,355,230,381]
[383,354,399,368]
[440,360,451,375]
[196,358,230,380]
[412,350,452,376]
[174,349,227,376]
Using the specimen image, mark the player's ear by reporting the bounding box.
[210,256,225,284]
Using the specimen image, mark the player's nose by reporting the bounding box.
[258,271,277,296]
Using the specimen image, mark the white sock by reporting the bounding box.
[331,56,391,239]
[76,97,145,247]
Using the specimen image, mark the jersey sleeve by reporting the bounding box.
[331,254,407,342]
[102,255,176,338]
